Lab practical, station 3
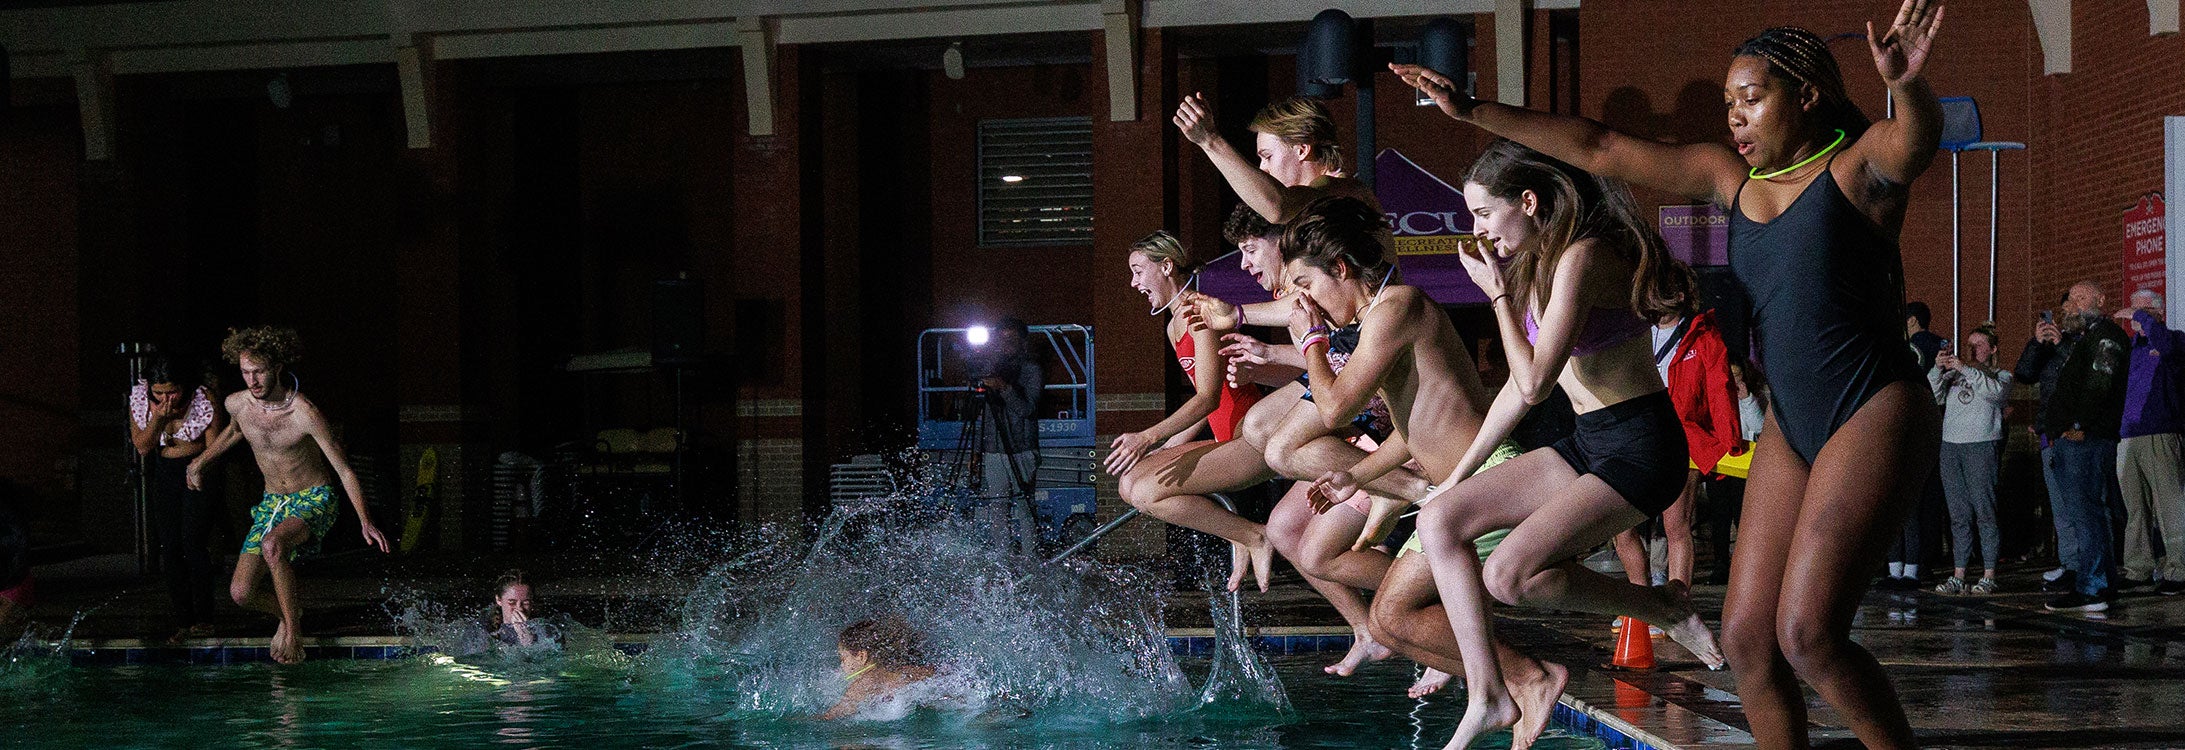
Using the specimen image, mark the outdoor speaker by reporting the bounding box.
[1418,19,1467,83]
[651,278,705,366]
[1299,9,1356,90]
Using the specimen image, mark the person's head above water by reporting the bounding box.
[837,616,930,676]
[1725,27,1872,173]
[491,569,534,627]
[221,326,302,401]
[1223,202,1285,294]
[1461,139,1689,319]
[1127,230,1201,313]
[1279,196,1393,327]
[1249,97,1344,187]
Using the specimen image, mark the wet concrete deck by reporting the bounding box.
[14,552,2185,749]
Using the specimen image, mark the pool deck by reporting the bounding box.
[16,552,2185,749]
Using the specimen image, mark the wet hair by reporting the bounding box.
[1221,202,1280,246]
[1248,97,1345,172]
[221,326,302,370]
[485,569,532,629]
[142,354,202,393]
[1462,139,1690,320]
[839,616,928,670]
[1279,196,1393,284]
[1129,230,1202,277]
[1733,27,1871,140]
[1905,301,1932,329]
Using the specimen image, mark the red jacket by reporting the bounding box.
[1662,311,1743,474]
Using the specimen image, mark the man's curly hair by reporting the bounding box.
[221,326,302,370]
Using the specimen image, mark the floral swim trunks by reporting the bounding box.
[241,485,339,561]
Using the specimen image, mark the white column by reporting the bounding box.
[1495,0,1528,106]
[395,36,435,149]
[71,50,116,161]
[739,17,776,138]
[2151,0,2180,36]
[2028,0,2072,75]
[2166,116,2183,323]
[1103,0,1139,122]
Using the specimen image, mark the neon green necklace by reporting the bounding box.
[1748,129,1846,180]
[844,663,876,682]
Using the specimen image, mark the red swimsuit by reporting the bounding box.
[1175,332,1262,442]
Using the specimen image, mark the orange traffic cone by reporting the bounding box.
[1604,616,1656,671]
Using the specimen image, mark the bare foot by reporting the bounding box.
[1227,536,1274,593]
[1408,667,1454,699]
[1443,692,1519,750]
[1228,542,1249,592]
[271,620,304,665]
[1324,629,1394,676]
[1508,660,1569,750]
[1662,580,1724,670]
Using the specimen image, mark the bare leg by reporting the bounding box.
[1612,529,1651,586]
[1120,439,1276,591]
[259,519,311,664]
[1718,412,1814,749]
[1663,470,1701,586]
[1772,383,1933,750]
[1371,552,1568,748]
[1268,483,1391,675]
[1415,449,1574,750]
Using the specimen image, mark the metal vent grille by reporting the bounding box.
[978,117,1094,246]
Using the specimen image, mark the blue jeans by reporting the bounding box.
[2045,438,2116,596]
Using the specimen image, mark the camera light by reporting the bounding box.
[966,326,991,346]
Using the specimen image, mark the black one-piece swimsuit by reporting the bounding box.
[1727,155,1924,465]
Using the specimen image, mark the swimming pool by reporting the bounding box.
[5,649,1616,749]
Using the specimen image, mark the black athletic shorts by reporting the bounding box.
[1548,390,1688,517]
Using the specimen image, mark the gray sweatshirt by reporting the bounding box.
[1929,364,2011,444]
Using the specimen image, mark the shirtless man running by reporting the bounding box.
[188,327,389,664]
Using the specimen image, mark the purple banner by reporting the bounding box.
[1198,148,1486,307]
[1659,204,1728,267]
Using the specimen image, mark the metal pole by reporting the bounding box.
[1988,148,2000,326]
[1042,508,1138,567]
[1951,150,1962,345]
[1040,492,1240,567]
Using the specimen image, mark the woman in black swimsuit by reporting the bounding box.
[1394,3,1945,748]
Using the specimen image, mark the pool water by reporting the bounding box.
[5,649,1605,749]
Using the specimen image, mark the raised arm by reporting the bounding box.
[1174,93,1334,224]
[300,402,389,553]
[1391,64,1745,206]
[128,386,166,457]
[1851,1,1945,184]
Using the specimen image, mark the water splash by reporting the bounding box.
[630,497,1288,728]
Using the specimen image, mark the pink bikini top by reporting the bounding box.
[1523,305,1649,357]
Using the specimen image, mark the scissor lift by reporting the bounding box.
[915,324,1097,543]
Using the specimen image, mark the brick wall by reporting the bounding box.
[737,437,804,528]
[2032,2,2185,315]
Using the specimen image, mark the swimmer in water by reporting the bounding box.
[822,616,938,720]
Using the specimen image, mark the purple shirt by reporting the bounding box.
[2122,309,2185,438]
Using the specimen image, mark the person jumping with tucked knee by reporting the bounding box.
[189,327,389,664]
[1397,140,1722,750]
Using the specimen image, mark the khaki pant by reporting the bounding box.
[2117,433,2185,581]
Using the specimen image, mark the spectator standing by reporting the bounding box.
[1883,302,1947,588]
[2113,290,2185,595]
[2014,282,2131,612]
[1930,326,2010,594]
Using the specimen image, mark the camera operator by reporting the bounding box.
[968,318,1044,556]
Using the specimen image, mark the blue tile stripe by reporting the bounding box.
[52,633,1661,750]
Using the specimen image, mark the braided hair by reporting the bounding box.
[1733,27,1871,139]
